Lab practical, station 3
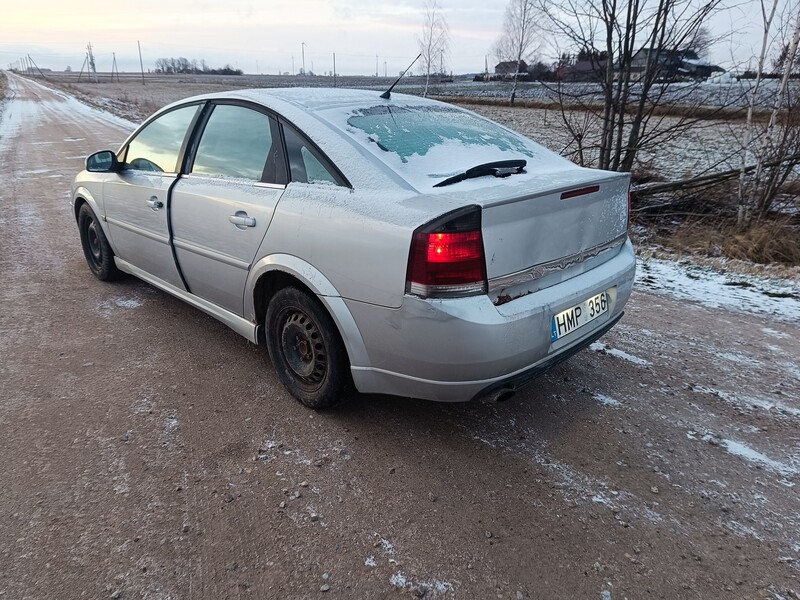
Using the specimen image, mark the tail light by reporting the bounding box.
[406,205,487,298]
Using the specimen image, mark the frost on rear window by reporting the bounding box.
[346,105,535,164]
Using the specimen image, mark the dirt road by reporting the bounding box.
[1,73,798,599]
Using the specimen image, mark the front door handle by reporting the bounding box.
[146,196,163,210]
[229,211,256,229]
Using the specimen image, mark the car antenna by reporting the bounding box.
[380,53,422,100]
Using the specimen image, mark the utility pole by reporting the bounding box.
[333,52,336,87]
[138,40,145,85]
[78,53,88,81]
[375,54,378,77]
[301,42,306,75]
[384,60,387,77]
[28,54,47,79]
[87,42,98,83]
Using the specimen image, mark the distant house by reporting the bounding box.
[557,59,607,82]
[495,60,529,77]
[629,48,723,80]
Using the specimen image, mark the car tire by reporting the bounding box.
[78,204,121,281]
[265,287,350,409]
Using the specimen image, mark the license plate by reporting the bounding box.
[551,291,609,342]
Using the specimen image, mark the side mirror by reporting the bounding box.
[86,150,120,173]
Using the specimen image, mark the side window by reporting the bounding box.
[192,105,278,181]
[124,105,198,173]
[283,125,345,186]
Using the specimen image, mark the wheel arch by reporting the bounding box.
[247,255,370,368]
[72,187,100,222]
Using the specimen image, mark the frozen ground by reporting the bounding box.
[1,73,798,598]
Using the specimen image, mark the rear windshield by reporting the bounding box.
[346,105,535,164]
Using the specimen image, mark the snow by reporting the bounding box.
[590,342,653,366]
[593,393,621,407]
[390,572,408,588]
[96,296,144,317]
[364,556,377,567]
[390,572,453,595]
[636,257,800,323]
[717,438,797,480]
[693,386,800,418]
[318,97,573,192]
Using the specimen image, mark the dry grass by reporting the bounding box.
[657,217,800,266]
[0,72,8,102]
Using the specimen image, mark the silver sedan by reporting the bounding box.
[72,88,636,409]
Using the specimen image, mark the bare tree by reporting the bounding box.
[417,0,450,97]
[494,0,540,106]
[738,5,800,228]
[536,0,724,172]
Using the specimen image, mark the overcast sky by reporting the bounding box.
[0,0,782,75]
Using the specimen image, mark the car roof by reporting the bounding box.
[164,88,433,193]
[159,88,574,194]
[178,87,438,117]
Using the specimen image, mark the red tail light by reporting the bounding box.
[406,206,487,298]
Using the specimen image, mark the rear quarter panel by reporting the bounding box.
[253,183,421,308]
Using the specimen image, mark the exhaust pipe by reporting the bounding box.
[486,387,516,402]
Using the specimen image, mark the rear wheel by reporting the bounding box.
[78,203,120,281]
[265,287,349,409]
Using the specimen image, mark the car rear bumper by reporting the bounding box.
[346,239,637,402]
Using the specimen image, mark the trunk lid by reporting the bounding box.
[473,168,630,298]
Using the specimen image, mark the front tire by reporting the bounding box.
[265,287,349,409]
[78,203,120,281]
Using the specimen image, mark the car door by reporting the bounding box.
[169,103,287,315]
[102,103,201,289]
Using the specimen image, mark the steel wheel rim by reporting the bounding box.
[85,219,103,267]
[279,308,327,388]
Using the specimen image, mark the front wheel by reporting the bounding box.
[265,287,350,409]
[78,203,120,281]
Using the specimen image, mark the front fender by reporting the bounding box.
[245,254,370,368]
[71,185,101,221]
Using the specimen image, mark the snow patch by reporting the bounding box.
[691,430,798,479]
[390,572,408,588]
[365,556,377,567]
[96,296,143,317]
[379,538,395,554]
[590,342,652,366]
[693,386,800,418]
[715,351,760,366]
[593,393,621,407]
[390,571,454,596]
[255,437,313,465]
[718,438,797,479]
[762,327,790,340]
[636,258,800,323]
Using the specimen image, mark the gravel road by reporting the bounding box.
[1,73,798,599]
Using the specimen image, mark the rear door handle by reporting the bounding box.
[146,196,163,210]
[229,211,256,228]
